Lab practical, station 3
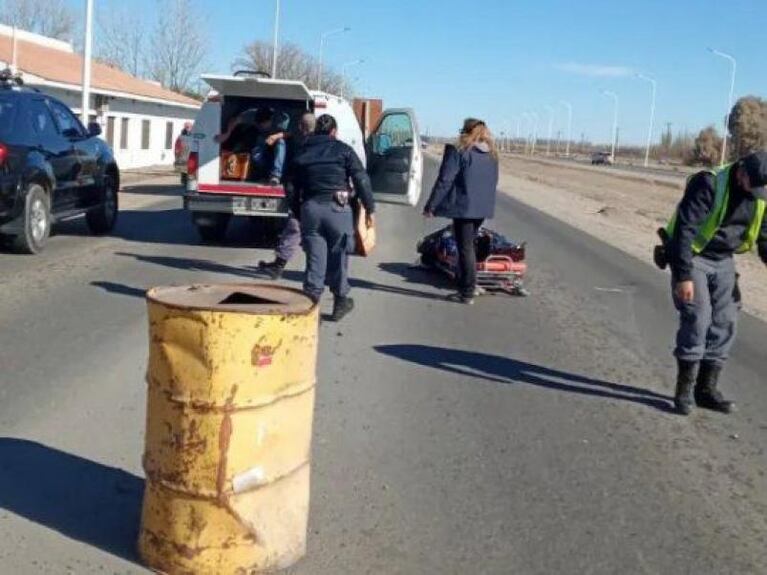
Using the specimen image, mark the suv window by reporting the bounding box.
[48,99,86,139]
[27,99,61,146]
[0,96,17,140]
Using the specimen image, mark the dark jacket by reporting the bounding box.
[425,143,499,219]
[292,135,375,214]
[670,170,767,281]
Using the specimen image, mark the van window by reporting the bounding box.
[373,113,414,154]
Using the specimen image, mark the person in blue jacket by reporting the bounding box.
[424,118,499,304]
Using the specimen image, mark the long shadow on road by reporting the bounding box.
[0,438,144,563]
[376,344,673,412]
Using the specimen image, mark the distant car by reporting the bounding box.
[591,151,614,165]
[0,70,120,254]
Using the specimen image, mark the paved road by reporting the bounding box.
[0,160,765,574]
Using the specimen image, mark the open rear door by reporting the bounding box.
[365,108,423,207]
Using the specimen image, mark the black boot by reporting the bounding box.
[329,296,355,322]
[694,361,734,413]
[674,359,698,416]
[258,257,287,280]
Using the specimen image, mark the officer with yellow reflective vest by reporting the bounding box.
[659,150,767,415]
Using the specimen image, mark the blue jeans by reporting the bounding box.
[251,139,286,180]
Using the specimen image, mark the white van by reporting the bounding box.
[184,72,423,241]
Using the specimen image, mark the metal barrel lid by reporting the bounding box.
[146,284,316,315]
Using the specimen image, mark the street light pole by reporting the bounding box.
[521,113,530,154]
[636,74,657,168]
[318,26,350,91]
[559,101,572,157]
[545,105,554,156]
[530,112,539,156]
[271,0,281,78]
[602,90,619,162]
[709,47,737,166]
[81,0,94,126]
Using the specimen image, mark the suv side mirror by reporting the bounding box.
[87,122,102,137]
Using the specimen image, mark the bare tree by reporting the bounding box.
[687,126,723,167]
[728,96,767,159]
[234,40,352,97]
[0,0,76,41]
[146,0,207,93]
[96,2,145,77]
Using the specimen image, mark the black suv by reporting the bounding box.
[0,70,120,253]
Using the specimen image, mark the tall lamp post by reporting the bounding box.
[318,26,350,90]
[521,113,530,154]
[271,0,281,78]
[602,90,619,162]
[559,101,572,157]
[81,0,94,126]
[530,112,539,156]
[545,105,555,156]
[708,47,737,166]
[636,74,657,168]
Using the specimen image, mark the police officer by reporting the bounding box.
[665,150,767,415]
[292,114,375,321]
[258,112,317,279]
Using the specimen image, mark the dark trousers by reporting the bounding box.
[453,218,484,297]
[301,199,354,300]
[673,256,739,366]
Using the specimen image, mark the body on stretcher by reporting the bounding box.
[417,225,529,296]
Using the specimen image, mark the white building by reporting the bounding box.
[0,24,200,169]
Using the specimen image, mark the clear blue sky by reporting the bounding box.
[84,0,765,145]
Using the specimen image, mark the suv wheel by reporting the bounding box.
[13,184,51,254]
[86,173,119,234]
[194,213,230,243]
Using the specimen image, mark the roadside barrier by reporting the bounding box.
[138,284,319,573]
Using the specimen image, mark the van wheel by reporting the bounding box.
[86,173,119,234]
[13,184,51,254]
[194,213,230,243]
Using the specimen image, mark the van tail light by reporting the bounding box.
[0,144,7,166]
[187,151,199,179]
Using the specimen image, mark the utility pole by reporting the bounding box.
[271,0,281,78]
[708,48,737,166]
[81,0,94,126]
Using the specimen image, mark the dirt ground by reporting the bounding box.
[491,154,767,321]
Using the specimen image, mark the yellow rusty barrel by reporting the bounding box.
[138,284,319,574]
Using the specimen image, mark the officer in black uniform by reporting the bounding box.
[292,114,376,321]
[665,150,767,415]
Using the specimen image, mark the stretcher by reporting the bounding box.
[417,225,529,296]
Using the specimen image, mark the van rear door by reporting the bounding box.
[365,108,423,207]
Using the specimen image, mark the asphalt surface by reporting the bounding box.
[0,158,766,574]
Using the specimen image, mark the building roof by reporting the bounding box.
[0,25,200,108]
